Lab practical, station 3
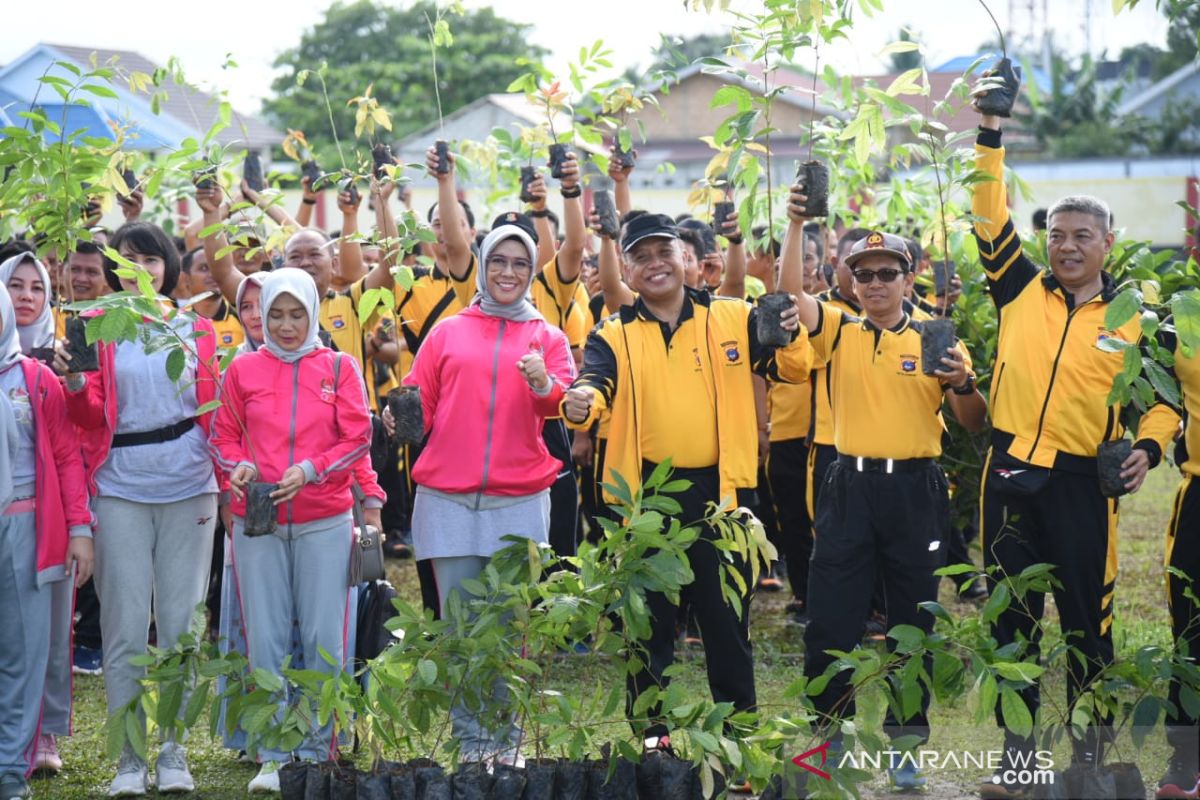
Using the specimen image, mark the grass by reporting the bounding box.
[34,466,1183,798]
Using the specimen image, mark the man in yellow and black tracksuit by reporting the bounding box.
[562,213,811,742]
[783,199,988,789]
[1138,335,1196,797]
[972,110,1179,786]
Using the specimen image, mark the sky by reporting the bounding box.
[0,0,1172,116]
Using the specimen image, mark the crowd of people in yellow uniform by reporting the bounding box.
[1,72,1199,800]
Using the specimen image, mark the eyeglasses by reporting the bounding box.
[485,256,533,275]
[851,268,905,284]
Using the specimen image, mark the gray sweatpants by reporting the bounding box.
[231,513,352,762]
[93,495,217,721]
[431,555,521,761]
[0,510,49,775]
[41,578,75,735]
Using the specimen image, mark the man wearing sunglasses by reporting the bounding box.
[779,190,988,791]
[971,78,1180,796]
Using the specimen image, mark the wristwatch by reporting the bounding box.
[951,375,976,395]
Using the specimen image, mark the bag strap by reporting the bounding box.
[333,350,369,530]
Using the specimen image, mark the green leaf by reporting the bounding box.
[195,400,223,416]
[166,348,186,382]
[1000,686,1032,738]
[976,673,998,719]
[417,659,437,685]
[80,83,120,99]
[1132,696,1161,747]
[1105,287,1142,330]
[995,661,1044,684]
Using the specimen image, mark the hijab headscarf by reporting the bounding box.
[0,288,25,509]
[475,225,543,322]
[234,272,270,354]
[0,254,55,355]
[259,268,322,364]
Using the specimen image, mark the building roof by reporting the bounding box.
[0,43,281,151]
[395,92,607,157]
[47,44,281,149]
[1116,59,1200,117]
[662,61,844,118]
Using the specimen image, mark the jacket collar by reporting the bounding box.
[861,311,911,335]
[620,286,709,325]
[827,287,862,314]
[1041,270,1118,304]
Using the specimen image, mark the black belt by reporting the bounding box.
[837,455,935,474]
[111,418,195,449]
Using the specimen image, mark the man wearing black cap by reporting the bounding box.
[781,188,988,791]
[561,212,811,747]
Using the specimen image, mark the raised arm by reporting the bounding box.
[608,146,633,217]
[369,177,402,293]
[587,207,634,311]
[242,179,300,232]
[971,89,1039,306]
[336,183,365,285]
[196,185,246,305]
[527,173,558,270]
[296,174,320,228]
[555,151,585,287]
[716,204,747,299]
[778,184,820,333]
[426,144,472,280]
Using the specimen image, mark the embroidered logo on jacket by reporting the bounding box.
[320,378,336,403]
[899,354,918,374]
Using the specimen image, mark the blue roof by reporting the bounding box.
[931,54,1052,94]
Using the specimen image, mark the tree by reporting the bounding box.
[625,32,732,83]
[264,0,548,160]
[1015,52,1149,157]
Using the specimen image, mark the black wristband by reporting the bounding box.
[726,235,743,245]
[560,185,582,199]
[528,208,550,218]
[302,198,317,205]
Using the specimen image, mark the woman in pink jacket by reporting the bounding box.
[0,282,92,800]
[57,221,220,798]
[403,219,575,764]
[0,252,83,782]
[211,268,372,793]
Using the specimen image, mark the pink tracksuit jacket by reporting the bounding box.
[211,347,372,524]
[403,305,576,496]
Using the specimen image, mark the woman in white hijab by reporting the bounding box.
[0,283,91,800]
[210,269,374,794]
[0,254,56,358]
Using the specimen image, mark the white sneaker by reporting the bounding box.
[248,761,281,794]
[154,743,194,793]
[107,752,148,797]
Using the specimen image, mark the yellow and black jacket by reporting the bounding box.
[395,262,467,379]
[206,298,245,353]
[809,303,972,459]
[321,277,397,411]
[973,128,1177,469]
[807,289,932,446]
[565,288,811,503]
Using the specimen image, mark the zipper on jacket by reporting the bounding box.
[476,320,507,510]
[286,361,301,534]
[1026,306,1079,461]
